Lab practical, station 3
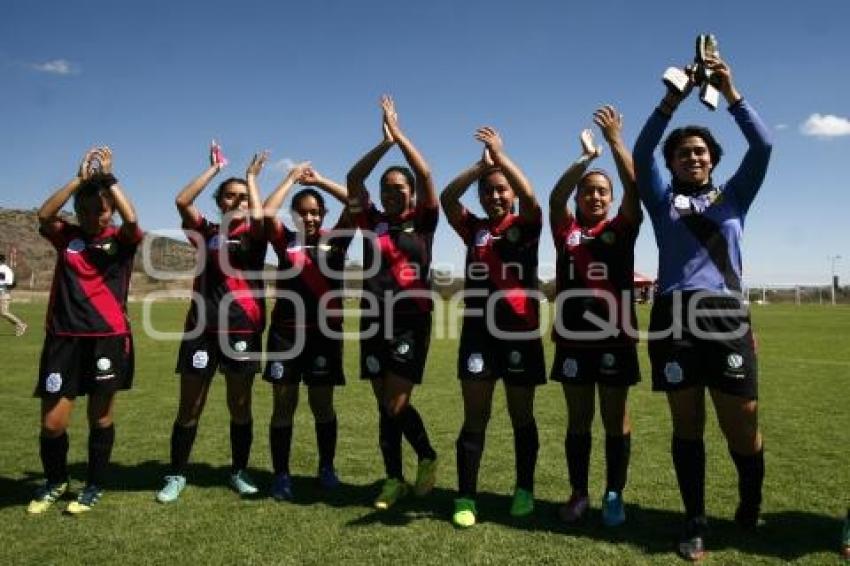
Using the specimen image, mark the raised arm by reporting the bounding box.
[245,151,268,225]
[38,148,98,232]
[96,147,140,239]
[175,141,226,227]
[550,129,602,230]
[263,161,311,231]
[594,105,641,226]
[381,95,437,208]
[346,112,395,212]
[708,56,772,212]
[441,152,488,229]
[476,127,539,221]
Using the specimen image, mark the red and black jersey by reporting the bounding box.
[268,221,352,328]
[450,209,542,331]
[552,213,639,346]
[40,220,142,336]
[353,193,438,315]
[184,215,267,334]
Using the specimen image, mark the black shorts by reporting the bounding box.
[550,343,640,387]
[360,314,431,384]
[457,318,546,386]
[175,332,262,379]
[36,334,135,398]
[648,292,758,399]
[263,325,345,387]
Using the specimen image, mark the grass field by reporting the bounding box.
[0,301,848,565]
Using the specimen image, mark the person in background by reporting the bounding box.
[0,252,27,336]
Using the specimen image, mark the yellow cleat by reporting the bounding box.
[26,482,68,515]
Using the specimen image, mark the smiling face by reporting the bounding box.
[670,135,714,186]
[292,193,325,239]
[217,180,250,217]
[576,172,613,225]
[379,170,414,217]
[478,170,515,220]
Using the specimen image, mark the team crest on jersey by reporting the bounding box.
[366,355,381,374]
[664,362,683,384]
[67,239,86,253]
[192,350,209,369]
[474,229,491,247]
[467,353,484,374]
[46,372,62,393]
[505,226,520,243]
[375,222,389,236]
[673,194,692,214]
[270,362,284,380]
[566,231,582,247]
[600,231,616,245]
[562,357,578,378]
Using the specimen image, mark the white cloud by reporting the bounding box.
[800,113,850,138]
[31,59,77,75]
[269,158,296,174]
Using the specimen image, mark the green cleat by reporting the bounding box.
[510,487,534,518]
[65,484,102,515]
[156,475,187,503]
[413,457,438,497]
[373,478,409,510]
[452,497,477,528]
[26,481,68,515]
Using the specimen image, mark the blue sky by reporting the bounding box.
[2,0,849,285]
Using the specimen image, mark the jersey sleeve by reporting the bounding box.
[633,108,672,214]
[414,202,439,234]
[551,216,573,249]
[449,208,479,244]
[724,99,773,214]
[38,218,75,249]
[266,219,293,255]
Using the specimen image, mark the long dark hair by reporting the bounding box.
[73,173,117,217]
[291,188,327,215]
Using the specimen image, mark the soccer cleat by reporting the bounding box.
[26,481,68,514]
[373,478,409,510]
[734,501,761,530]
[15,322,27,337]
[318,465,339,490]
[601,490,626,527]
[509,487,534,518]
[413,457,438,497]
[559,492,589,523]
[841,511,850,559]
[155,475,187,503]
[677,515,708,562]
[271,473,293,501]
[65,484,102,515]
[230,470,259,497]
[452,497,477,528]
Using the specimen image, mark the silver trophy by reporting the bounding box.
[662,34,722,110]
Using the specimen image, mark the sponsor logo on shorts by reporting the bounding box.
[562,357,578,378]
[507,350,523,372]
[96,357,112,372]
[396,341,411,356]
[600,352,618,375]
[46,372,62,393]
[664,361,683,384]
[467,353,484,374]
[314,356,327,371]
[270,362,284,380]
[234,340,248,353]
[366,355,381,374]
[192,350,209,369]
[727,353,744,369]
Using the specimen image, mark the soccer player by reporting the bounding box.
[633,53,772,560]
[261,162,352,501]
[28,147,142,514]
[156,143,267,503]
[441,126,544,528]
[549,106,642,527]
[347,95,439,510]
[0,253,27,336]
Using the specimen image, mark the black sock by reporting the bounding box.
[730,447,764,511]
[230,421,253,473]
[398,405,436,462]
[456,429,485,498]
[605,433,631,494]
[87,425,115,488]
[315,418,337,469]
[514,421,539,492]
[379,407,403,480]
[40,432,69,485]
[269,425,293,475]
[672,436,706,519]
[566,432,592,494]
[170,422,198,476]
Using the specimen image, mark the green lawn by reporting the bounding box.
[0,302,847,565]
